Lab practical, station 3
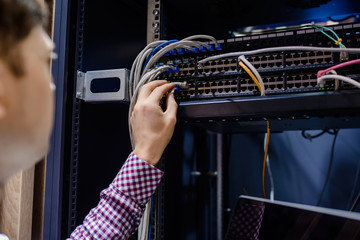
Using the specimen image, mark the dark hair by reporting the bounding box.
[0,0,48,76]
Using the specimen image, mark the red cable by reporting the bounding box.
[317,59,360,78]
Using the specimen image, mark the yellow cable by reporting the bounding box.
[262,120,270,199]
[239,61,262,92]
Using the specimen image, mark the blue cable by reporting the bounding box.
[148,195,154,240]
[143,40,178,71]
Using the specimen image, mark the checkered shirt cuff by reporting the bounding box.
[110,152,164,206]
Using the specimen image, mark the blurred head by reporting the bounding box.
[0,0,55,184]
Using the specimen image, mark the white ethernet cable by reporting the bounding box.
[317,74,360,89]
[198,46,360,67]
[239,55,265,96]
[142,40,207,76]
[326,70,340,91]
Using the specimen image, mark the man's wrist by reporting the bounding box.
[133,148,160,166]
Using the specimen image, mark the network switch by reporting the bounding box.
[155,23,360,101]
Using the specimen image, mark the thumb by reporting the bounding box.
[165,92,178,117]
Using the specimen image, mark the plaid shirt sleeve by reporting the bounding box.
[69,152,164,240]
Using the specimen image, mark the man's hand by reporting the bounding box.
[132,80,178,166]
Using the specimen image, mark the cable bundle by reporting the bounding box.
[128,35,219,149]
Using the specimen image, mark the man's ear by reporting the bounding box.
[0,60,6,120]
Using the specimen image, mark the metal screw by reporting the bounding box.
[77,71,82,77]
[76,91,82,98]
[191,171,201,176]
[152,22,160,28]
[153,9,159,16]
[208,171,218,177]
[154,28,160,33]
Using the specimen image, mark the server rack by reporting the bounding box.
[44,0,360,239]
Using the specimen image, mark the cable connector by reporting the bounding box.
[172,81,189,92]
[340,45,349,61]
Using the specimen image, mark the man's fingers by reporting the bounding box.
[137,80,167,102]
[148,82,176,103]
[165,92,178,117]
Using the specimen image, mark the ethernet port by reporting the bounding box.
[310,81,317,87]
[224,66,230,71]
[189,90,195,95]
[303,82,310,88]
[211,61,217,66]
[205,61,210,66]
[268,84,275,90]
[231,87,237,92]
[231,59,236,64]
[218,88,223,93]
[205,89,210,94]
[224,59,230,65]
[218,81,224,86]
[224,87,230,93]
[294,60,301,66]
[295,83,301,88]
[288,83,294,88]
[309,58,316,65]
[325,58,333,64]
[241,87,247,92]
[277,84,283,89]
[230,66,236,71]
[211,67,217,72]
[253,56,260,63]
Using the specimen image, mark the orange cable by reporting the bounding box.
[262,120,270,199]
[239,61,262,92]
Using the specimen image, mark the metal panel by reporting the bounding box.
[43,0,70,239]
[66,0,86,235]
[147,0,161,43]
[76,69,129,102]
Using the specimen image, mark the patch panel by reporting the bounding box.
[156,23,360,101]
